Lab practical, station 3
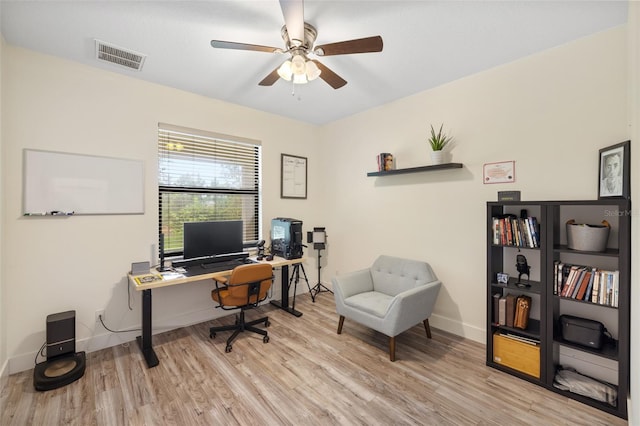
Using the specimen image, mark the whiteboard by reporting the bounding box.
[24,149,144,215]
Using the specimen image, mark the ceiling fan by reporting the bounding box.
[210,0,383,89]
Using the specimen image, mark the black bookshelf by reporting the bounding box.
[486,200,630,420]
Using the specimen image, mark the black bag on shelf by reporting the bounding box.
[559,315,606,350]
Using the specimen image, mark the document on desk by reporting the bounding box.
[160,271,185,280]
[133,273,163,285]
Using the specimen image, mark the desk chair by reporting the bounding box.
[210,263,274,353]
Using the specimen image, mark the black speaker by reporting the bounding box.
[34,310,86,391]
[46,310,75,360]
[157,233,169,271]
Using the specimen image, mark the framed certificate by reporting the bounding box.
[483,161,515,184]
[281,154,307,199]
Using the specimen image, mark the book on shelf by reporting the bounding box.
[553,261,619,307]
[377,153,395,172]
[505,294,516,328]
[493,293,501,324]
[491,215,540,247]
[498,296,507,325]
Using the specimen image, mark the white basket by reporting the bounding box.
[566,220,610,252]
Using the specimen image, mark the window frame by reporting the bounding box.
[158,123,261,258]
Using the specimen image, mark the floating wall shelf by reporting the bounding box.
[367,163,463,177]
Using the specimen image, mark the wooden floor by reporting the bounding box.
[1,293,627,426]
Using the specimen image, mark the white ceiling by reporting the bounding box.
[0,1,628,125]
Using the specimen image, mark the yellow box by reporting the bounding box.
[493,333,540,378]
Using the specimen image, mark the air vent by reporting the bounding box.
[95,39,146,71]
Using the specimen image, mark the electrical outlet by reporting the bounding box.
[95,309,105,323]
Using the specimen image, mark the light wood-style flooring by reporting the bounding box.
[1,293,627,425]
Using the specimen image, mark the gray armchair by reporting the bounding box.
[332,255,442,361]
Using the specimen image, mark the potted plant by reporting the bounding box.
[428,124,452,165]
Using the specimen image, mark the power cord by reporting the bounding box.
[98,314,141,334]
[34,341,46,365]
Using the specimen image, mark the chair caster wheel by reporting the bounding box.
[210,332,216,339]
[225,345,232,353]
[265,319,271,327]
[263,336,269,343]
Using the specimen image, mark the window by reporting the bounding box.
[158,123,261,256]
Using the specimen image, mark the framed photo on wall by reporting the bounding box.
[281,153,307,199]
[598,140,630,199]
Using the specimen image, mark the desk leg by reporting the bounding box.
[136,289,159,368]
[270,264,303,317]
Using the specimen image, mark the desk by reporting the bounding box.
[128,256,304,368]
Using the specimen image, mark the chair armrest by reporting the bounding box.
[213,275,229,284]
[332,268,374,300]
[384,280,442,335]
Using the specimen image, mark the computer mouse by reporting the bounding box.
[266,254,274,261]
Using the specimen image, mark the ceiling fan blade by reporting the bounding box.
[315,36,383,56]
[211,40,281,53]
[279,0,305,45]
[258,68,281,86]
[312,60,347,89]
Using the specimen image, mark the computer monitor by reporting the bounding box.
[183,220,244,260]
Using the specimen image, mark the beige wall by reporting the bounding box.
[321,27,628,343]
[1,18,637,422]
[2,46,323,372]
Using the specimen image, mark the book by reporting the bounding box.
[583,268,596,301]
[591,272,601,304]
[505,294,516,328]
[575,270,592,300]
[560,266,579,297]
[493,293,501,324]
[377,153,394,171]
[492,218,500,245]
[612,270,619,307]
[133,273,163,285]
[498,296,507,325]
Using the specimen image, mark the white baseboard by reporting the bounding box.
[429,313,485,344]
[0,357,8,396]
[8,304,230,375]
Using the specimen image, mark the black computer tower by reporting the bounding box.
[271,218,303,259]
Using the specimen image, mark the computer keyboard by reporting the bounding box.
[183,257,257,276]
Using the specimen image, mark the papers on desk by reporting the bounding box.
[133,273,163,285]
[160,271,185,280]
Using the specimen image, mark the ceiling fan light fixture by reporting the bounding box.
[293,73,308,84]
[291,54,306,75]
[305,60,321,81]
[277,60,293,81]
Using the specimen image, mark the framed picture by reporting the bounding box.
[281,153,307,199]
[483,161,515,184]
[598,141,630,199]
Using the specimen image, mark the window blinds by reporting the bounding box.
[158,124,261,254]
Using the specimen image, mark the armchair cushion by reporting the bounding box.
[344,291,394,318]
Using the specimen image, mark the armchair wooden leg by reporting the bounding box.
[337,315,345,334]
[423,319,432,339]
[389,336,396,362]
